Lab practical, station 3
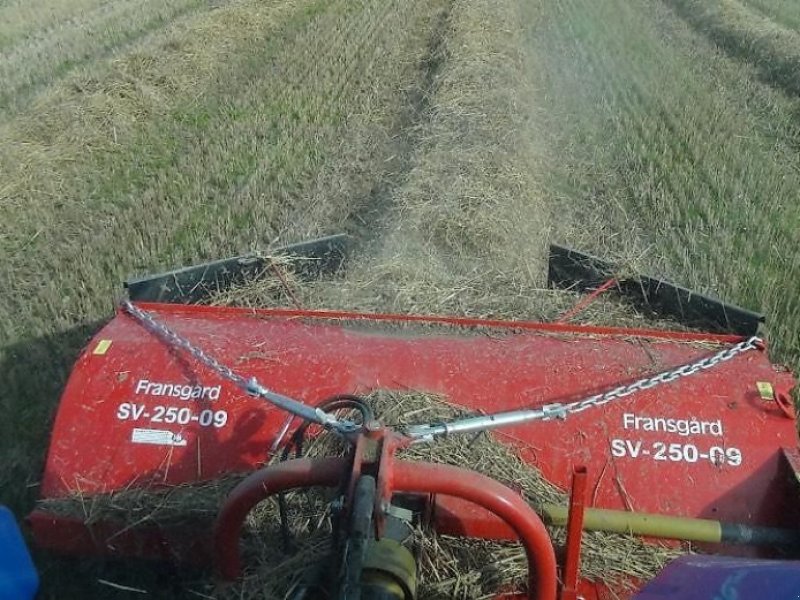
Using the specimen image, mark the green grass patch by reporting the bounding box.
[743,0,800,31]
[666,0,800,96]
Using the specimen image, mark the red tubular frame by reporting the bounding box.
[561,466,588,600]
[214,458,558,600]
[214,457,349,579]
[394,461,558,600]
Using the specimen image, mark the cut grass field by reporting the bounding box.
[0,0,213,116]
[523,0,800,376]
[667,0,800,96]
[743,0,800,30]
[1,0,800,596]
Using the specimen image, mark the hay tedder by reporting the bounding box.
[28,236,800,599]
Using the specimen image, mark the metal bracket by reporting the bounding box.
[542,403,567,420]
[125,234,352,303]
[548,244,764,336]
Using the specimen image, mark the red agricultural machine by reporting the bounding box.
[28,236,800,599]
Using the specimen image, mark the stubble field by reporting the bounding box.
[2,0,799,596]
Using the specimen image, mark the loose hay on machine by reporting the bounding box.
[29,236,800,599]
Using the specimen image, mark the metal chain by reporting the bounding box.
[121,301,356,434]
[123,301,249,387]
[553,335,762,418]
[121,300,761,440]
[404,335,763,440]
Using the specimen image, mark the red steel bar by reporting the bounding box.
[132,302,746,345]
[214,457,349,580]
[214,457,558,600]
[556,278,618,324]
[393,460,558,600]
[561,466,588,600]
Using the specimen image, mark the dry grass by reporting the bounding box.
[743,0,800,30]
[208,0,678,332]
[210,0,661,328]
[0,0,106,49]
[1,0,451,516]
[0,0,210,116]
[523,0,800,378]
[667,0,800,95]
[212,252,683,333]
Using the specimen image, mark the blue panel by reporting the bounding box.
[634,555,800,600]
[0,506,39,600]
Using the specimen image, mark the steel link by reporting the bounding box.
[121,300,761,439]
[121,301,355,434]
[558,336,761,420]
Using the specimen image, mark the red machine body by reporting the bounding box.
[30,302,800,598]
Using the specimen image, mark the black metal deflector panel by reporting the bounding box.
[547,244,764,336]
[126,234,351,303]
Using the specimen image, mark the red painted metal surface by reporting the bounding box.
[32,303,800,597]
[561,466,588,600]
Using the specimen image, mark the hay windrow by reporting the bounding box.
[39,390,682,599]
[207,251,694,334]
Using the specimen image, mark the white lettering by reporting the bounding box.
[621,412,723,437]
[625,440,642,458]
[134,379,221,401]
[117,403,131,419]
[611,439,626,457]
[610,438,743,467]
[623,413,635,429]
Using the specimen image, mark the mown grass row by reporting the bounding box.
[3,0,449,596]
[0,0,213,116]
[1,0,444,529]
[302,0,552,314]
[666,0,800,96]
[293,0,659,331]
[742,0,800,31]
[521,0,800,375]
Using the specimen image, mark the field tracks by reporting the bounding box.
[0,0,213,116]
[665,0,800,96]
[338,0,454,249]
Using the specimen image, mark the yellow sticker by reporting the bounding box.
[93,339,112,355]
[756,381,774,400]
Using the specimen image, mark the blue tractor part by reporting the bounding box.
[633,554,800,600]
[0,506,39,600]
